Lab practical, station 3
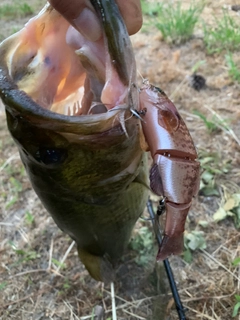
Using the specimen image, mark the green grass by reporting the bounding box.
[225,53,240,83]
[5,176,23,209]
[155,1,204,44]
[0,34,5,42]
[0,2,33,19]
[193,110,219,133]
[198,150,231,197]
[9,242,41,266]
[204,10,240,54]
[24,211,35,226]
[183,230,207,263]
[141,0,163,16]
[52,258,66,270]
[232,257,240,266]
[130,226,156,267]
[193,110,231,136]
[0,282,7,291]
[19,3,33,16]
[213,193,240,228]
[232,295,240,317]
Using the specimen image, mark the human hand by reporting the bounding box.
[49,0,142,41]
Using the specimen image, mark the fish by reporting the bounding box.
[0,0,200,282]
[0,1,149,282]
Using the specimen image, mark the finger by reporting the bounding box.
[49,0,142,39]
[49,0,87,20]
[49,0,102,41]
[117,0,143,35]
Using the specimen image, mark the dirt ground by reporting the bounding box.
[0,1,240,319]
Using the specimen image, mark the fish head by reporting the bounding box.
[0,3,138,116]
[0,1,144,195]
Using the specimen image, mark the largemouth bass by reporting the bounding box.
[0,1,148,282]
[0,0,200,282]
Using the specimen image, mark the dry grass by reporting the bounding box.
[1,0,240,319]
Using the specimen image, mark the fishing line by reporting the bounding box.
[147,199,187,320]
[110,282,117,320]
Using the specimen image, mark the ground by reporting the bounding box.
[0,1,240,319]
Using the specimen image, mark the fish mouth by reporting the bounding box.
[0,1,138,127]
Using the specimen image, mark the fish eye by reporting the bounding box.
[35,147,67,166]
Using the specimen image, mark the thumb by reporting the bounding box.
[49,0,102,41]
[49,0,142,38]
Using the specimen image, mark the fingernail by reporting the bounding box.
[73,8,102,42]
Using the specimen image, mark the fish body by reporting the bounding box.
[0,2,148,281]
[5,105,148,281]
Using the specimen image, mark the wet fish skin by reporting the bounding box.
[0,2,149,282]
[3,94,149,282]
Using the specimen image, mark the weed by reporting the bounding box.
[232,257,240,266]
[184,230,207,263]
[0,282,7,291]
[5,196,18,209]
[11,27,21,35]
[191,60,206,73]
[200,151,230,174]
[130,226,156,266]
[141,0,162,16]
[194,110,231,139]
[9,242,41,266]
[0,2,33,20]
[198,220,209,228]
[19,3,33,16]
[0,4,16,18]
[193,110,218,133]
[200,170,219,197]
[213,192,240,228]
[204,10,240,54]
[9,177,22,193]
[57,278,72,296]
[198,151,231,197]
[25,211,35,226]
[63,278,71,290]
[155,1,204,44]
[225,53,240,83]
[4,162,25,177]
[5,176,23,209]
[232,295,240,317]
[52,258,66,270]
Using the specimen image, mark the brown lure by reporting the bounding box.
[139,83,200,260]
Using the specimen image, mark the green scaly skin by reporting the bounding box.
[0,1,149,281]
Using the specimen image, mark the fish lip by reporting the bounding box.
[91,0,138,111]
[91,0,135,86]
